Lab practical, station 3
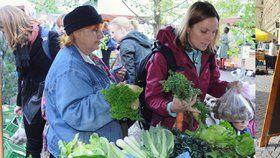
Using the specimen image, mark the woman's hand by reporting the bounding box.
[228,81,243,93]
[171,96,198,113]
[14,106,23,116]
[115,66,126,82]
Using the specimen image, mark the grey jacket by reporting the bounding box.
[119,31,152,84]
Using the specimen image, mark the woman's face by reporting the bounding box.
[232,120,249,131]
[187,17,219,51]
[57,20,65,35]
[109,24,125,43]
[73,25,103,55]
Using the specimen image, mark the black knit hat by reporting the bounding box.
[64,5,103,35]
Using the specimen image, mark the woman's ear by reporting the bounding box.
[72,30,81,39]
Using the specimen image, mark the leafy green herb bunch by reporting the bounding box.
[101,83,142,121]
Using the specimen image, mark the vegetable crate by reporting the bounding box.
[3,109,15,128]
[4,138,26,158]
[4,117,20,138]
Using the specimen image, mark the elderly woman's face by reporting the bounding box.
[187,17,219,51]
[73,25,103,54]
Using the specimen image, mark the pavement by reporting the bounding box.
[254,69,280,158]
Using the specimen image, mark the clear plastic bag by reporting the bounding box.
[217,86,255,122]
[10,122,27,145]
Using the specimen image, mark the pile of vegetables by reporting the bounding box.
[186,121,255,158]
[116,125,174,158]
[101,83,142,121]
[59,122,255,158]
[58,133,125,158]
[59,125,174,158]
[170,128,211,158]
[161,72,209,130]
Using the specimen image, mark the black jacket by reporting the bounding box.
[16,27,60,108]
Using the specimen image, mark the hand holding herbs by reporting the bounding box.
[101,83,143,121]
[161,72,209,130]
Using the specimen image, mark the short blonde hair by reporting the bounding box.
[0,5,33,50]
[110,17,139,32]
[175,1,220,53]
[56,13,66,27]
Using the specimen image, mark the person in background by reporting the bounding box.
[0,5,60,158]
[268,39,277,56]
[217,27,230,69]
[55,13,66,36]
[109,17,153,84]
[44,5,124,157]
[100,22,117,67]
[144,1,241,131]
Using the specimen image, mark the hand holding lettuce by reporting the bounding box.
[101,83,143,121]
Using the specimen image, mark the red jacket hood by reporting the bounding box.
[156,26,181,53]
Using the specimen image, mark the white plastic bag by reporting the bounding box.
[216,87,255,122]
[10,122,27,145]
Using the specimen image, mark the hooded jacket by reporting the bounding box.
[145,26,228,130]
[119,30,152,83]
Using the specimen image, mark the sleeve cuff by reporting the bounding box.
[167,102,177,117]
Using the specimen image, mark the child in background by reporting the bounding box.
[231,120,251,135]
[215,87,255,137]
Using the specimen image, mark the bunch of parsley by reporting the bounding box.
[162,72,209,122]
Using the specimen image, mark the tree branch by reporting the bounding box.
[121,0,141,18]
[169,12,185,25]
[163,0,188,13]
[121,0,152,25]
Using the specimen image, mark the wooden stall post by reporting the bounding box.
[0,52,4,157]
[259,54,280,147]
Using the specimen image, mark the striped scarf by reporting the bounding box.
[90,54,117,83]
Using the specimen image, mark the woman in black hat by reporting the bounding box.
[44,5,124,157]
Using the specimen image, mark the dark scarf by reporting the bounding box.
[13,44,30,75]
[13,24,39,76]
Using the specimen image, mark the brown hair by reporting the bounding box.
[175,1,220,53]
[0,5,33,50]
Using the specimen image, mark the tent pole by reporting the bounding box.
[0,52,4,158]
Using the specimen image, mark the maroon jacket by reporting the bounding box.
[145,26,228,130]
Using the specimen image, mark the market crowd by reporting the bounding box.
[0,2,255,158]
